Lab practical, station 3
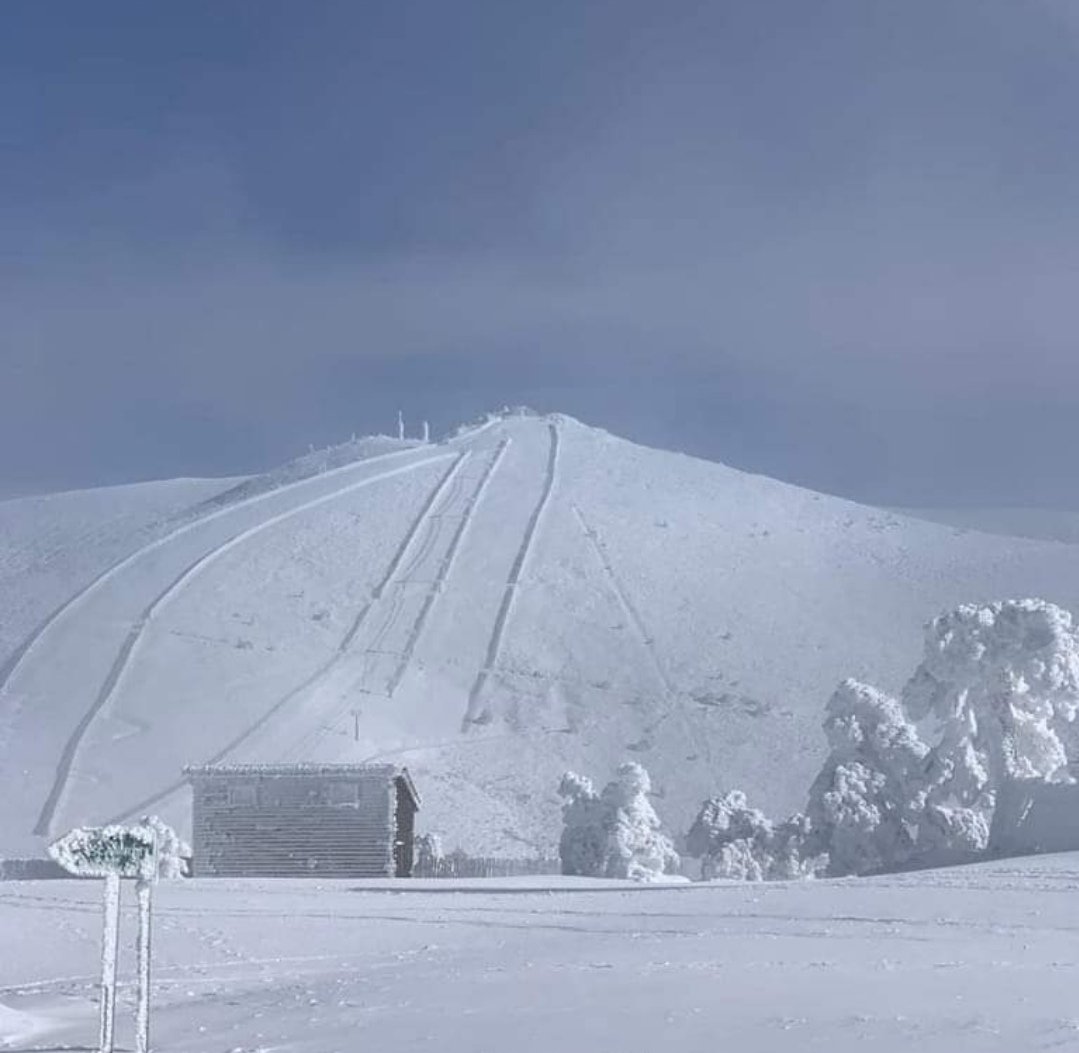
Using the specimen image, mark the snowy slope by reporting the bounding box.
[4,411,1079,859]
[0,477,244,668]
[4,856,1079,1052]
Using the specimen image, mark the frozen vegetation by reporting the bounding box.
[558,762,680,880]
[686,790,823,880]
[690,599,1079,881]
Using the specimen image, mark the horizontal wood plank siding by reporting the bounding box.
[189,765,416,878]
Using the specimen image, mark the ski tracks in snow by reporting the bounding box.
[283,438,511,760]
[463,421,561,728]
[29,449,458,838]
[106,450,482,823]
[570,504,674,698]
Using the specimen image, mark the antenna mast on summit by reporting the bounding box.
[397,410,405,441]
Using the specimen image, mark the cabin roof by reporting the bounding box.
[183,762,420,807]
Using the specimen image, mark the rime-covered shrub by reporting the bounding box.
[558,773,607,877]
[904,600,1079,818]
[414,833,444,876]
[806,679,930,875]
[140,815,191,879]
[558,763,679,881]
[600,762,681,881]
[917,802,991,859]
[687,791,825,881]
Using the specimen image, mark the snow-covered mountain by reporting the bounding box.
[4,411,1079,859]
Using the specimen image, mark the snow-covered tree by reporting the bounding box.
[806,679,930,875]
[558,763,679,881]
[600,762,681,881]
[558,772,607,877]
[414,833,443,876]
[903,600,1079,821]
[686,791,824,881]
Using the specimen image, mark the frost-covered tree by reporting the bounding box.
[903,600,1079,823]
[806,679,930,875]
[414,833,444,876]
[558,772,606,877]
[558,763,679,881]
[686,791,824,881]
[600,762,681,881]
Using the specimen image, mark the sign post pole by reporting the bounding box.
[99,872,121,1053]
[50,819,182,1053]
[135,876,153,1053]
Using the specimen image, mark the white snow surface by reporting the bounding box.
[6,412,1079,858]
[4,859,1079,1052]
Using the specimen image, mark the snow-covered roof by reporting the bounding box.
[183,763,420,807]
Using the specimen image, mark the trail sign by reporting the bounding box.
[49,818,184,1053]
[49,823,158,881]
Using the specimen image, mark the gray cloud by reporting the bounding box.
[4,1,1078,505]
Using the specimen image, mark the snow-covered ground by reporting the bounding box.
[4,856,1079,1052]
[6,412,1079,859]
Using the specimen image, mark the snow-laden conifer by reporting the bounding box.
[806,678,930,875]
[558,763,679,881]
[903,600,1079,820]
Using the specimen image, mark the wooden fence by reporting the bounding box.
[413,852,561,879]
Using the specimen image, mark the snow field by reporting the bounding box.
[4,856,1079,1052]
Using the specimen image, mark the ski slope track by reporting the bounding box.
[107,442,507,824]
[8,411,1079,857]
[278,438,510,763]
[572,503,673,698]
[33,451,458,838]
[0,435,474,856]
[464,421,560,728]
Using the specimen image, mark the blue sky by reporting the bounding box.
[5,1,1079,504]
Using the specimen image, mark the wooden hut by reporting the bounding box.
[184,763,420,878]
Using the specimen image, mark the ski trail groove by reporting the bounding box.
[385,439,510,698]
[36,452,454,837]
[290,438,511,759]
[0,444,431,704]
[108,449,486,820]
[464,422,560,727]
[570,504,675,697]
[278,448,504,759]
[337,453,468,655]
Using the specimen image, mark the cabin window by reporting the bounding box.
[228,784,258,807]
[325,782,359,806]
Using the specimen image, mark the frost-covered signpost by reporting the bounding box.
[49,818,183,1053]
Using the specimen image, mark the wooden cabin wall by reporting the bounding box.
[191,771,396,878]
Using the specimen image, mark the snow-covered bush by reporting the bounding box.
[558,763,680,881]
[686,791,824,881]
[139,816,191,879]
[601,762,681,881]
[558,773,607,877]
[903,600,1079,818]
[414,833,443,875]
[806,679,930,876]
